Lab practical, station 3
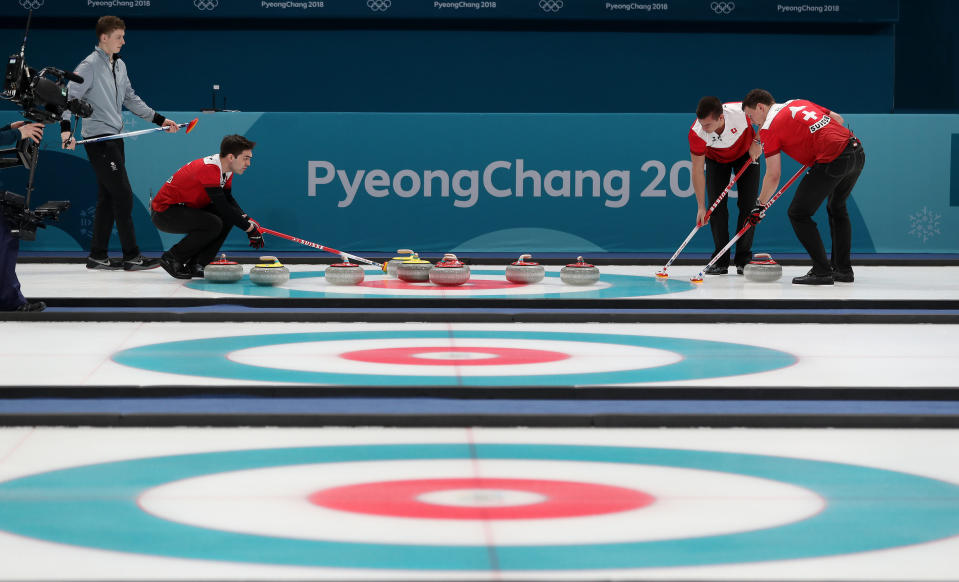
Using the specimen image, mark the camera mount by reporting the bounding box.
[0,10,76,240]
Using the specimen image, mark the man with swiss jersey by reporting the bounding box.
[689,97,763,275]
[151,135,263,279]
[742,89,864,285]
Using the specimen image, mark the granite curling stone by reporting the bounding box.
[396,252,433,282]
[203,254,243,283]
[386,249,416,278]
[325,262,365,286]
[743,253,782,283]
[505,253,545,284]
[249,256,290,286]
[429,253,470,286]
[560,256,600,286]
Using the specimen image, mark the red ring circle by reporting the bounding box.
[308,478,655,520]
[338,346,571,367]
[359,279,524,290]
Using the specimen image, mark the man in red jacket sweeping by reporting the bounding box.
[742,89,865,285]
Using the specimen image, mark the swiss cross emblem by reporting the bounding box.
[802,110,819,121]
[731,128,738,134]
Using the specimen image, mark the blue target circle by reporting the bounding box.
[111,330,796,385]
[1,443,958,570]
[185,269,696,298]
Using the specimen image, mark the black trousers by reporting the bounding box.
[705,154,760,268]
[787,138,865,275]
[0,217,25,310]
[151,204,232,267]
[83,138,141,260]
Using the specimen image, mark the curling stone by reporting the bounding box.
[203,254,243,283]
[249,256,290,286]
[325,262,365,286]
[396,253,433,282]
[505,253,545,284]
[743,253,782,283]
[386,249,417,278]
[560,256,600,286]
[429,253,470,286]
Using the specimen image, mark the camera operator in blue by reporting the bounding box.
[59,15,179,272]
[1,121,46,312]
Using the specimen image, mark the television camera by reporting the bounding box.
[0,11,84,240]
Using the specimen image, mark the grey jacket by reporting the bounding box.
[62,47,161,138]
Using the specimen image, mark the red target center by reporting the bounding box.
[308,478,655,520]
[339,346,570,366]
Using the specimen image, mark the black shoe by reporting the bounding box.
[832,269,855,283]
[736,266,745,275]
[792,269,834,285]
[189,263,205,278]
[159,252,192,279]
[123,254,161,271]
[15,301,46,312]
[86,256,123,270]
[704,264,730,275]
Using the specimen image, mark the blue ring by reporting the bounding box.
[186,269,697,298]
[111,330,796,385]
[1,443,958,570]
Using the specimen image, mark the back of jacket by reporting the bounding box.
[0,125,19,147]
[63,47,155,138]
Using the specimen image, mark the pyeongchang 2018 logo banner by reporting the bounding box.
[306,157,705,211]
[308,160,632,209]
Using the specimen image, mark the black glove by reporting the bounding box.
[747,204,765,226]
[247,226,265,249]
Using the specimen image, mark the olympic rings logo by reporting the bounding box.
[367,0,392,11]
[710,1,735,14]
[19,0,44,9]
[194,0,218,10]
[539,0,564,12]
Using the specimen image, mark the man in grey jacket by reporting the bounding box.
[60,15,178,271]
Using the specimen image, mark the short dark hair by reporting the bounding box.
[96,16,125,38]
[220,135,255,158]
[743,89,775,109]
[696,96,723,120]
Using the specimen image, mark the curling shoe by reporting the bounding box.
[159,252,192,280]
[189,263,205,278]
[832,268,855,283]
[792,269,834,285]
[123,254,161,271]
[86,256,123,270]
[15,301,46,312]
[703,264,730,275]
